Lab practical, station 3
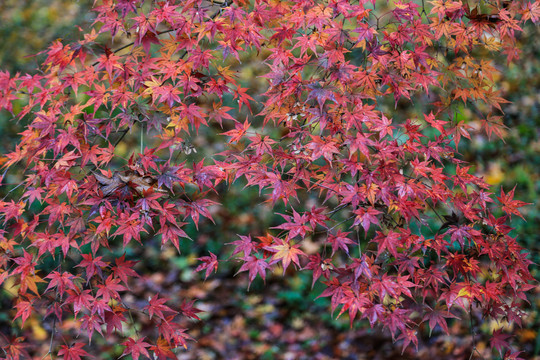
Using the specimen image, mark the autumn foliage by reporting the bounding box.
[0,0,538,359]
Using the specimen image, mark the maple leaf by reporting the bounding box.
[452,121,473,149]
[307,82,337,110]
[19,272,46,296]
[305,206,329,230]
[352,255,374,281]
[364,303,385,327]
[157,315,193,348]
[180,300,202,320]
[121,337,151,360]
[14,301,33,327]
[65,289,94,316]
[158,224,190,252]
[307,135,340,162]
[353,206,381,233]
[490,329,512,357]
[96,275,126,302]
[150,338,176,360]
[317,278,350,316]
[222,117,250,144]
[195,251,219,279]
[293,33,319,56]
[503,350,526,360]
[156,165,180,191]
[54,150,79,169]
[396,328,419,354]
[45,271,78,297]
[327,230,354,256]
[236,256,270,287]
[0,270,8,287]
[422,306,459,336]
[272,209,311,239]
[263,172,299,206]
[1,200,25,223]
[497,186,530,220]
[75,254,108,281]
[346,131,372,159]
[337,288,371,327]
[58,343,90,360]
[111,254,140,285]
[384,308,412,337]
[21,187,44,205]
[303,253,331,288]
[80,313,104,339]
[104,306,126,336]
[233,86,254,112]
[265,238,305,274]
[180,197,218,229]
[90,297,112,319]
[209,103,235,126]
[113,211,148,247]
[227,234,255,257]
[144,294,178,321]
[2,336,30,360]
[480,115,508,140]
[373,230,401,259]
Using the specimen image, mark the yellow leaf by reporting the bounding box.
[160,35,179,59]
[23,273,46,296]
[457,287,470,298]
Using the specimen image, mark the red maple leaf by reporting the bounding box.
[236,256,270,287]
[45,271,78,297]
[374,230,401,259]
[221,117,250,143]
[490,329,512,357]
[353,206,381,233]
[327,230,355,256]
[75,254,108,281]
[58,343,90,360]
[422,305,459,335]
[143,294,178,321]
[96,275,126,302]
[80,313,104,339]
[121,337,151,360]
[497,186,530,220]
[227,234,255,257]
[111,254,140,285]
[195,251,219,279]
[13,301,33,327]
[180,300,202,320]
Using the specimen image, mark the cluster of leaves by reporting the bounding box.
[0,0,538,359]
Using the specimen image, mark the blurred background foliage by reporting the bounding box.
[0,0,93,73]
[0,1,538,359]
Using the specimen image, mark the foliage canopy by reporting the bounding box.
[0,0,538,359]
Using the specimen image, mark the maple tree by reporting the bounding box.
[0,0,537,359]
